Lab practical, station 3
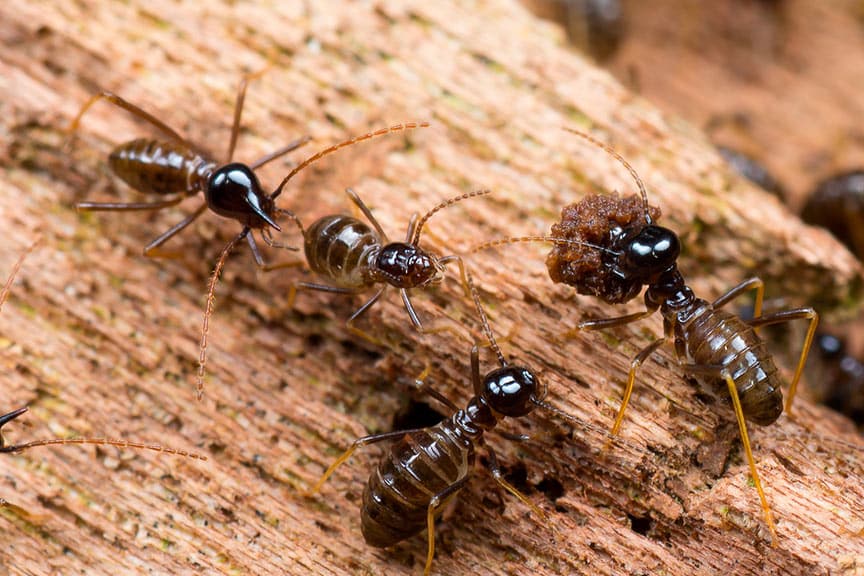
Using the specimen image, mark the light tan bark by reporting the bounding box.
[0,1,862,575]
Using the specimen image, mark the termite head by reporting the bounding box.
[482,365,542,417]
[374,243,441,288]
[207,163,281,231]
[614,223,680,282]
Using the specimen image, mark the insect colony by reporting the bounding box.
[0,65,834,574]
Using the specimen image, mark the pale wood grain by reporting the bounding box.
[0,1,862,575]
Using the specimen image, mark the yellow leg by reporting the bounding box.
[724,371,778,546]
[424,503,436,576]
[490,469,547,521]
[784,309,819,414]
[423,477,469,576]
[610,337,666,437]
[746,307,820,414]
[301,444,359,498]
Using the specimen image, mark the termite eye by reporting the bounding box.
[483,366,539,417]
[623,225,680,275]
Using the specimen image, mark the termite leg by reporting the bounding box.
[424,477,470,576]
[303,429,424,498]
[345,287,388,346]
[571,308,656,337]
[66,91,189,148]
[142,203,209,258]
[711,277,766,318]
[345,188,389,241]
[609,337,667,437]
[746,308,819,414]
[723,369,779,546]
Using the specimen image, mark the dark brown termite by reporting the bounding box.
[806,333,864,429]
[0,247,206,508]
[545,128,819,545]
[801,170,864,262]
[67,70,310,264]
[303,269,586,575]
[67,72,427,399]
[279,183,488,344]
[717,145,785,198]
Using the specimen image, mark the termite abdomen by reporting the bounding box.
[685,308,783,426]
[108,138,212,196]
[304,215,379,288]
[361,426,470,548]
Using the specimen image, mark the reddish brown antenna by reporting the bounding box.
[563,127,653,223]
[0,406,207,460]
[1,238,41,313]
[269,122,430,201]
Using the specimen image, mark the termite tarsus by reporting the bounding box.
[303,269,582,575]
[551,128,819,545]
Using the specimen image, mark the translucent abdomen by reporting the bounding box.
[304,215,380,288]
[108,138,213,196]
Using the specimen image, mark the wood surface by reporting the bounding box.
[1,1,863,575]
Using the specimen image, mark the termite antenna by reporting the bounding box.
[469,235,622,257]
[411,189,493,246]
[0,407,207,460]
[1,238,42,313]
[197,232,246,401]
[463,268,507,367]
[269,122,431,201]
[563,127,653,224]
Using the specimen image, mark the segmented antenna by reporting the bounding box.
[563,127,652,224]
[270,122,431,201]
[463,269,507,367]
[1,238,41,313]
[469,235,622,257]
[197,232,245,401]
[0,407,206,460]
[411,189,493,246]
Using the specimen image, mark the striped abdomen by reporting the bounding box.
[680,302,783,426]
[361,419,475,548]
[109,138,214,196]
[304,215,380,288]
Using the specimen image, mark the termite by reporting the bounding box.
[545,128,819,545]
[302,268,587,575]
[801,170,864,264]
[66,72,427,399]
[278,182,487,344]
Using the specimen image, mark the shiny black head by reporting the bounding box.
[374,242,440,288]
[482,365,541,417]
[617,224,680,280]
[206,163,280,230]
